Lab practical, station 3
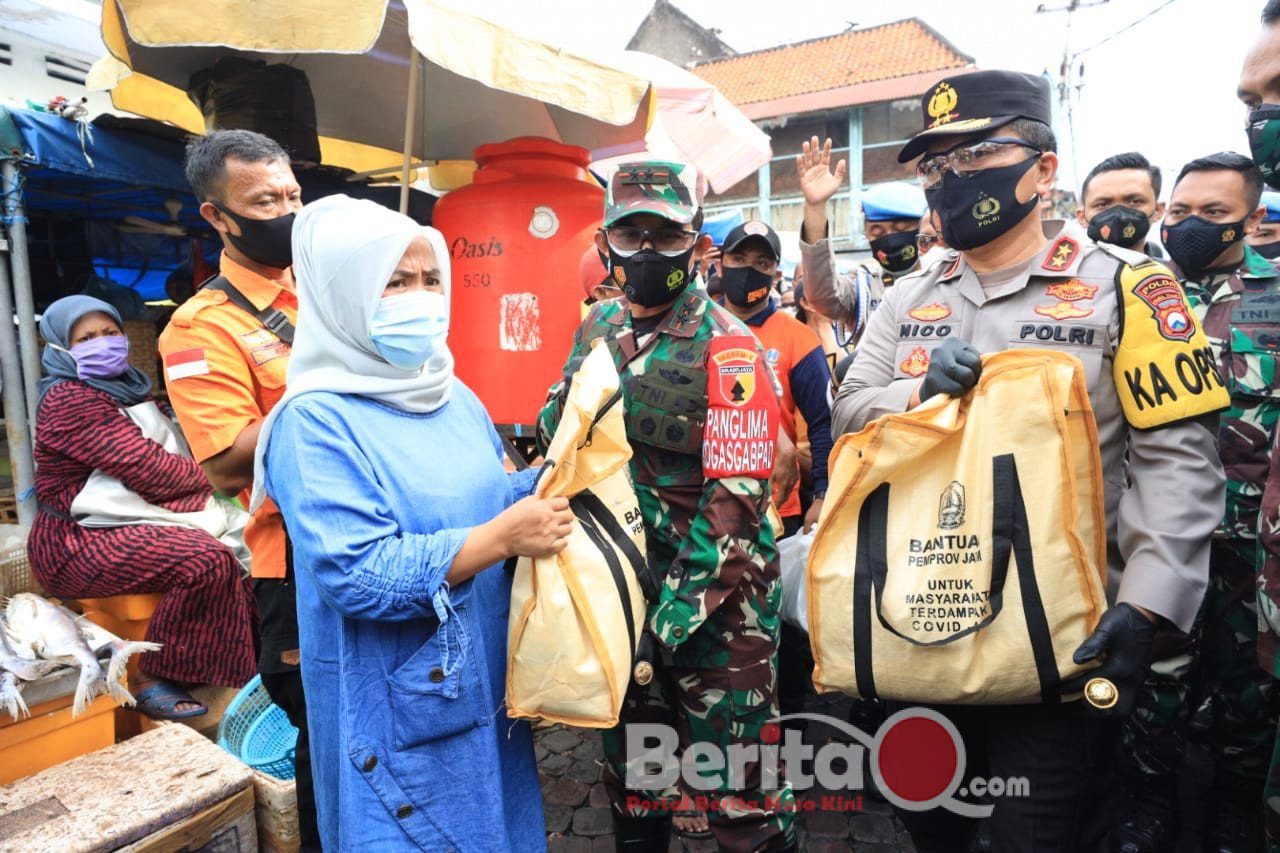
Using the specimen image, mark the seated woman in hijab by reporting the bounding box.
[258,195,572,851]
[29,295,257,719]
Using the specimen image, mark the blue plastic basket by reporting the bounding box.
[217,674,298,780]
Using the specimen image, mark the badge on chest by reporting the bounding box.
[702,336,779,479]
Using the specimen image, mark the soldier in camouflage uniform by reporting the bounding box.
[1117,152,1280,853]
[536,161,796,853]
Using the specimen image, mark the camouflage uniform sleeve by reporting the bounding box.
[647,474,774,649]
[1258,427,1280,675]
[535,308,594,454]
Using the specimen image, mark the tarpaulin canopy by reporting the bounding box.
[0,106,434,234]
[591,52,771,196]
[1,106,208,230]
[89,0,655,184]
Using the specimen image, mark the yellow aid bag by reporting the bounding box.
[507,344,648,728]
[808,350,1108,705]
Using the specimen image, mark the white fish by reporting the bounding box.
[0,616,63,721]
[4,594,159,717]
[0,617,62,682]
[0,671,27,721]
[92,636,162,699]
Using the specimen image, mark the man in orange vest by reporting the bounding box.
[715,221,832,535]
[159,129,317,849]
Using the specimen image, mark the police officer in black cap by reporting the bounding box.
[831,68,1226,853]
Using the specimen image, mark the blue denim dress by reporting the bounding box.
[265,383,545,851]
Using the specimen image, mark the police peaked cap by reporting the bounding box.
[899,69,1054,163]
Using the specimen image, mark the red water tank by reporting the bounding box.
[434,137,604,427]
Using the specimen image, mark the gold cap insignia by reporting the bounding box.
[927,82,960,129]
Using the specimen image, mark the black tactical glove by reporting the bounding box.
[1061,603,1156,718]
[919,338,983,400]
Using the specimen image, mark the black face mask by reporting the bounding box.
[608,246,695,308]
[868,230,920,275]
[1161,215,1247,279]
[1254,241,1280,260]
[924,156,1041,251]
[1086,205,1151,249]
[719,265,774,308]
[215,203,296,269]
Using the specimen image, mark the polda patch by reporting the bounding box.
[1133,274,1194,342]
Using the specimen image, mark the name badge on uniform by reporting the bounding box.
[702,336,779,479]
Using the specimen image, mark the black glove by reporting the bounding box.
[1061,603,1156,717]
[920,338,983,400]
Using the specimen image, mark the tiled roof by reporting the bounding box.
[691,18,973,107]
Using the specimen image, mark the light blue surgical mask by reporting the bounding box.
[369,291,449,370]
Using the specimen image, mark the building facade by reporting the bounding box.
[691,18,975,249]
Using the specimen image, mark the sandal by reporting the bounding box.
[673,809,712,840]
[132,681,208,720]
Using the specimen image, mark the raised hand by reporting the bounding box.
[796,136,848,207]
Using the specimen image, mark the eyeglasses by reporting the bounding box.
[916,137,1042,189]
[917,233,940,251]
[603,226,699,256]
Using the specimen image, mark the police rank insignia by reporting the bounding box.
[909,303,952,322]
[900,346,931,377]
[1133,274,1194,342]
[1045,280,1098,302]
[1042,236,1080,272]
[1035,302,1094,320]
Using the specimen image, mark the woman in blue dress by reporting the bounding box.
[256,194,572,851]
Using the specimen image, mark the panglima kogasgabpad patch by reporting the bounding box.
[701,335,779,479]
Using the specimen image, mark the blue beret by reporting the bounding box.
[862,182,926,221]
[1263,191,1280,223]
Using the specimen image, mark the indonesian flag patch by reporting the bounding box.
[702,336,779,478]
[164,348,210,380]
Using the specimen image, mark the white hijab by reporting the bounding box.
[251,194,453,511]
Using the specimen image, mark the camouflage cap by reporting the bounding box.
[604,160,700,226]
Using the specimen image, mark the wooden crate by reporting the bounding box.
[117,786,255,853]
[252,771,299,853]
[0,670,117,786]
[0,722,255,852]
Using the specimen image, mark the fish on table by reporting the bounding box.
[2,593,160,718]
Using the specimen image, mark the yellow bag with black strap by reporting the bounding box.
[807,349,1108,705]
[507,343,649,728]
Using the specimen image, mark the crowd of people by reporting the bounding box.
[22,2,1280,851]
